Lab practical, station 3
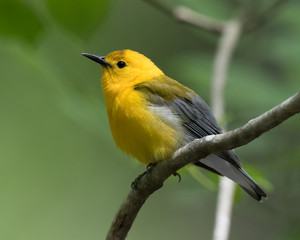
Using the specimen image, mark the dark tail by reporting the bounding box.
[195,153,267,201]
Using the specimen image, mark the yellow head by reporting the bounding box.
[82,50,164,92]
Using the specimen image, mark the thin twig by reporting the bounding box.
[173,6,225,32]
[143,0,289,34]
[211,20,242,119]
[211,20,242,240]
[244,0,289,32]
[143,0,225,33]
[106,92,300,240]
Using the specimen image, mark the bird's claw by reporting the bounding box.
[131,163,158,189]
[173,172,181,183]
[131,163,181,189]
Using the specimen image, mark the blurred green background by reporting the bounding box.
[0,0,299,239]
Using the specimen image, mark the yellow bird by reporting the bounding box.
[82,49,266,201]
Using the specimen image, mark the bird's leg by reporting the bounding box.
[131,163,181,189]
[173,172,182,183]
[131,162,158,189]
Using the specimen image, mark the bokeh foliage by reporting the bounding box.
[0,0,299,239]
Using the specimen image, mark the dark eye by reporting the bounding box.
[117,61,126,68]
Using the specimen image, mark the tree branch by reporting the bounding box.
[106,92,300,240]
[143,0,225,33]
[143,0,289,34]
[211,20,242,119]
[173,6,225,33]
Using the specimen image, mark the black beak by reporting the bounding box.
[81,53,111,67]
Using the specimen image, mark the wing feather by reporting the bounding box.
[134,77,266,200]
[134,77,240,167]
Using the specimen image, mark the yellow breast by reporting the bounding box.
[104,87,181,164]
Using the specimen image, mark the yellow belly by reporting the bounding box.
[105,89,181,164]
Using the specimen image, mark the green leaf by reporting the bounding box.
[47,0,109,38]
[0,0,44,43]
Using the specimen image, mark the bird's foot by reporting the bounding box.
[173,172,181,183]
[131,163,158,189]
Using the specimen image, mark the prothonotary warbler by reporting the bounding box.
[82,49,267,201]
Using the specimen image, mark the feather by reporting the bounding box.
[135,77,266,200]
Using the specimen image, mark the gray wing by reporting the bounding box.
[171,96,242,166]
[135,82,266,200]
[170,97,266,200]
[135,81,241,166]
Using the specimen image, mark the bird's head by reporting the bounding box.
[82,50,164,89]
